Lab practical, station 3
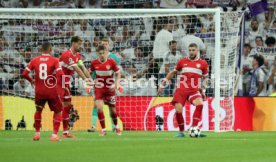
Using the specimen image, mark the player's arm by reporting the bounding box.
[157,70,177,96]
[77,59,91,79]
[54,60,65,79]
[112,60,122,93]
[114,71,121,89]
[22,61,34,86]
[72,65,87,80]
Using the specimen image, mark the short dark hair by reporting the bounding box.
[265,36,276,46]
[41,42,52,52]
[169,40,177,46]
[188,43,198,48]
[244,43,251,49]
[253,55,264,67]
[71,36,83,44]
[101,37,109,43]
[96,45,106,52]
[255,36,263,41]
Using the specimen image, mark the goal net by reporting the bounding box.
[0,9,243,132]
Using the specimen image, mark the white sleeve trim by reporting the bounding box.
[56,67,62,71]
[68,64,77,68]
[26,67,31,72]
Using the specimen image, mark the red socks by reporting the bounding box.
[175,112,184,132]
[53,113,61,135]
[34,111,42,132]
[98,111,106,129]
[62,106,71,132]
[111,113,118,126]
[192,105,203,127]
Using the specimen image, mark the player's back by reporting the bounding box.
[30,54,61,97]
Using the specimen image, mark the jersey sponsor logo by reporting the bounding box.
[196,64,201,68]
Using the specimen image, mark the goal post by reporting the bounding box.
[0,8,243,132]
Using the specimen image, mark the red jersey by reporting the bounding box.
[174,58,208,91]
[59,49,82,83]
[90,58,119,89]
[24,54,63,96]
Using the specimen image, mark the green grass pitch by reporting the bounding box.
[0,131,276,162]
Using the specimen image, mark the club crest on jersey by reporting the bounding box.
[69,58,74,64]
[196,64,201,68]
[106,65,110,70]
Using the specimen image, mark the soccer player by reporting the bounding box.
[158,43,208,137]
[22,42,64,141]
[90,45,121,136]
[59,36,92,138]
[87,37,120,132]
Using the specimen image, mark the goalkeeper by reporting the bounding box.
[87,37,121,132]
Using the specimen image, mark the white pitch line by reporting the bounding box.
[0,138,269,142]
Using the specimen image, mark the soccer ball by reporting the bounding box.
[189,127,201,138]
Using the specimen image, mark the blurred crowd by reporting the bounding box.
[0,0,276,97]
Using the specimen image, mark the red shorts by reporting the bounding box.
[171,88,202,106]
[35,95,63,113]
[94,88,116,106]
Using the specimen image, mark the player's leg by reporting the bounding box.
[107,103,121,135]
[61,88,76,138]
[33,98,46,141]
[171,89,186,137]
[189,91,204,127]
[174,103,185,137]
[87,106,98,132]
[48,96,63,141]
[105,91,117,133]
[88,88,97,132]
[109,111,116,132]
[95,99,106,136]
[189,91,206,137]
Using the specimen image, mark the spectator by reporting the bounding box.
[246,19,266,47]
[75,20,95,43]
[248,55,266,96]
[88,0,102,8]
[82,40,93,66]
[13,78,32,96]
[162,40,182,96]
[180,24,206,57]
[152,17,173,63]
[19,0,28,8]
[45,0,72,8]
[265,36,276,47]
[250,36,264,56]
[267,56,276,96]
[241,44,253,95]
[255,36,264,47]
